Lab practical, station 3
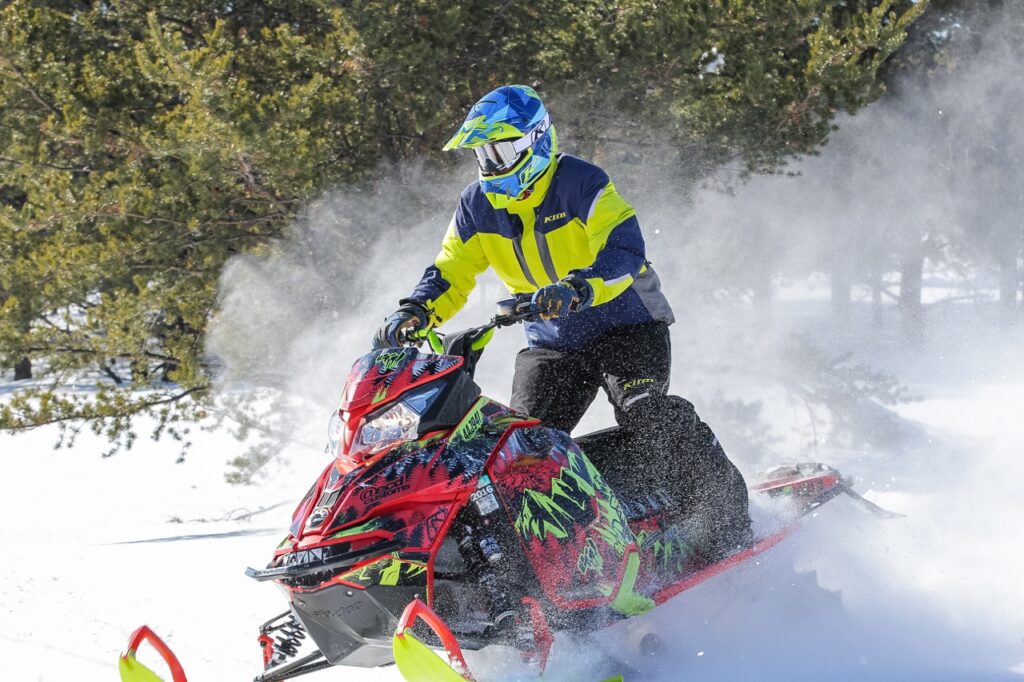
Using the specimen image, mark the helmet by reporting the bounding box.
[443,85,558,209]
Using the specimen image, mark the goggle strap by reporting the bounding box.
[512,113,551,154]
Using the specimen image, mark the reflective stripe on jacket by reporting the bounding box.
[406,154,674,349]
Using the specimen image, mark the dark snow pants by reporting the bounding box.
[510,322,753,559]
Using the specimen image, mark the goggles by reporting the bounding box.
[473,114,551,176]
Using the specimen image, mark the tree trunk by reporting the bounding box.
[752,254,773,323]
[871,270,884,328]
[899,251,924,345]
[14,357,31,380]
[998,251,1019,325]
[831,264,852,319]
[757,266,770,321]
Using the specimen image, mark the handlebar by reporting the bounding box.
[399,298,540,351]
[492,298,543,328]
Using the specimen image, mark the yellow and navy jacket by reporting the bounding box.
[406,154,674,349]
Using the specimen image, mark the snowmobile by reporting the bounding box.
[116,301,890,682]
[233,300,891,682]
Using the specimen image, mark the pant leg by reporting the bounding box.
[651,396,753,559]
[573,323,672,492]
[509,346,601,434]
[593,323,753,559]
[595,322,673,426]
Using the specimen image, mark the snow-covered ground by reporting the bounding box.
[2,306,1023,681]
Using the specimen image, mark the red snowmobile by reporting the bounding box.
[239,302,886,682]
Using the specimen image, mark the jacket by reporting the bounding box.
[405,154,674,349]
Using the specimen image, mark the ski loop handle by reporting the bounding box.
[394,598,476,681]
[120,625,188,682]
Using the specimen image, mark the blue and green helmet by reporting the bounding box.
[443,85,558,209]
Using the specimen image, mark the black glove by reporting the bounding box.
[372,301,429,349]
[530,275,593,320]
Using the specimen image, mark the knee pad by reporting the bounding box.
[618,393,679,426]
[620,394,699,440]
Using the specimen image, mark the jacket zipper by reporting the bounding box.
[534,228,560,285]
[507,213,538,288]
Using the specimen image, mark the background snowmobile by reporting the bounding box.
[236,301,888,682]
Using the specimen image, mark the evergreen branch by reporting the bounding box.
[0,55,63,119]
[0,156,94,173]
[0,386,207,432]
[26,346,102,355]
[101,363,126,385]
[117,212,189,226]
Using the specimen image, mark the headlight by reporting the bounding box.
[337,384,441,463]
[325,410,343,457]
[358,402,420,453]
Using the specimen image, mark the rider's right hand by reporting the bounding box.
[372,301,429,349]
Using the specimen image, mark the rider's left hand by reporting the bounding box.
[372,301,429,349]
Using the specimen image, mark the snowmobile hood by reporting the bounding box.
[339,349,464,413]
[284,399,526,553]
[296,437,468,545]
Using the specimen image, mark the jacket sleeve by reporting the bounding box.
[570,172,646,307]
[404,204,489,326]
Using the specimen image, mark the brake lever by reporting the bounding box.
[395,327,419,346]
[400,327,444,353]
[493,299,541,327]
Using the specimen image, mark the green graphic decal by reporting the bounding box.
[515,447,632,557]
[577,537,604,575]
[375,350,405,372]
[445,115,524,149]
[339,558,388,586]
[379,559,402,586]
[331,518,384,540]
[610,551,655,616]
[593,490,632,557]
[339,553,427,587]
[451,398,485,443]
[517,487,576,541]
[635,525,693,575]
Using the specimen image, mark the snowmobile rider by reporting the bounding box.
[373,85,752,559]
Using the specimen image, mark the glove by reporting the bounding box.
[372,301,429,349]
[531,276,593,320]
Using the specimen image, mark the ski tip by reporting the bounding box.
[119,626,187,682]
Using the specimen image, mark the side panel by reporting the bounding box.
[489,426,637,610]
[631,515,703,592]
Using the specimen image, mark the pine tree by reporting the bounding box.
[1,0,927,457]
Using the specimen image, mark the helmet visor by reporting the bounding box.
[474,140,521,176]
[471,113,551,177]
